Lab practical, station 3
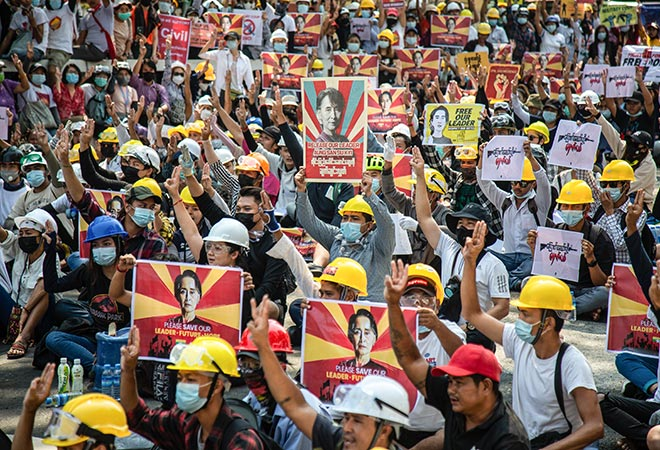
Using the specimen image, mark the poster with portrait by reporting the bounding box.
[262,52,309,89]
[456,51,489,76]
[157,15,191,63]
[485,64,520,102]
[492,43,513,63]
[301,299,418,409]
[430,15,471,47]
[302,77,367,182]
[422,103,483,147]
[531,226,583,282]
[131,261,243,362]
[581,64,608,95]
[204,12,244,38]
[290,13,322,48]
[600,2,637,27]
[332,53,379,80]
[78,190,125,259]
[397,48,441,82]
[480,136,527,181]
[367,88,407,132]
[548,120,602,170]
[605,66,636,98]
[190,22,218,48]
[607,264,660,357]
[522,52,563,78]
[232,9,263,46]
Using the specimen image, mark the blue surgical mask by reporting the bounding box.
[378,40,390,49]
[361,10,371,18]
[514,188,534,199]
[226,40,238,50]
[94,77,108,88]
[31,74,46,86]
[405,36,417,46]
[371,178,381,193]
[65,72,79,84]
[349,11,356,18]
[131,207,155,227]
[273,42,286,53]
[604,187,622,202]
[340,222,363,243]
[92,247,117,266]
[542,110,557,123]
[175,382,210,413]
[626,109,643,118]
[32,0,41,6]
[488,19,497,26]
[49,0,62,8]
[514,319,540,344]
[597,31,607,41]
[297,3,309,13]
[559,209,583,227]
[26,170,45,187]
[408,20,417,28]
[546,24,557,33]
[347,42,360,53]
[563,106,570,118]
[313,70,324,77]
[517,17,528,25]
[601,109,612,119]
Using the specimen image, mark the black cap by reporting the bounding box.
[1,146,22,163]
[627,131,653,148]
[262,126,282,142]
[446,203,498,246]
[28,63,46,74]
[544,99,561,111]
[224,31,240,41]
[626,91,644,103]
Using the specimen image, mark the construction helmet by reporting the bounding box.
[459,8,472,17]
[20,151,48,169]
[555,180,593,205]
[477,22,492,35]
[360,0,375,8]
[524,122,550,145]
[235,319,293,355]
[118,139,143,157]
[204,218,250,249]
[178,138,202,160]
[406,263,444,303]
[378,29,395,43]
[185,121,204,135]
[168,125,189,139]
[366,154,385,172]
[332,375,410,427]
[319,257,368,296]
[600,160,635,182]
[98,127,119,143]
[511,275,574,313]
[180,186,196,206]
[235,154,270,176]
[521,158,535,181]
[486,7,500,18]
[42,394,130,447]
[312,59,324,70]
[409,168,447,194]
[339,195,374,218]
[168,335,240,377]
[130,177,162,200]
[127,145,161,173]
[454,146,478,160]
[84,215,128,242]
[195,61,216,81]
[490,113,515,130]
[15,208,58,234]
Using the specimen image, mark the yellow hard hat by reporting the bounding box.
[195,61,216,81]
[168,125,189,139]
[460,8,472,17]
[406,263,444,303]
[167,335,240,377]
[118,139,142,157]
[600,160,635,182]
[556,180,593,205]
[511,275,574,311]
[131,177,162,199]
[487,7,500,18]
[521,158,535,181]
[360,0,375,8]
[312,59,324,70]
[497,0,506,6]
[98,127,119,143]
[524,122,550,145]
[42,394,130,446]
[437,2,446,11]
[528,2,536,10]
[180,186,196,205]
[477,22,492,34]
[409,168,448,194]
[454,146,478,160]
[319,257,368,296]
[186,121,204,135]
[69,144,98,163]
[378,29,395,43]
[339,195,374,218]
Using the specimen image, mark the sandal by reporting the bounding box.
[616,438,640,450]
[7,340,27,360]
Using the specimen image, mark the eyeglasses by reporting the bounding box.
[511,180,531,188]
[527,134,542,143]
[205,242,231,254]
[600,181,622,188]
[237,356,261,372]
[169,343,214,369]
[400,292,435,307]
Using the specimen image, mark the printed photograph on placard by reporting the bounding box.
[422,103,483,147]
[332,53,379,78]
[290,13,322,47]
[204,12,243,38]
[262,52,309,89]
[78,190,125,258]
[397,49,441,81]
[430,15,471,47]
[190,22,219,48]
[522,52,563,78]
[302,77,367,182]
[367,87,407,132]
[131,261,243,362]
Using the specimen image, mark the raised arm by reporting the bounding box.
[109,255,134,307]
[412,147,441,249]
[166,167,204,262]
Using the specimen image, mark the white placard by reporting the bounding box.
[0,107,7,140]
[581,64,609,96]
[233,9,263,46]
[605,66,636,98]
[532,226,583,282]
[390,213,413,255]
[549,120,601,170]
[480,136,527,181]
[350,18,371,41]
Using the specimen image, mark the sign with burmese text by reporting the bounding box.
[481,136,526,181]
[605,66,635,98]
[581,64,608,95]
[532,226,583,282]
[549,120,601,170]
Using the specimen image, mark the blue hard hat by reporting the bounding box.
[84,215,128,243]
[246,116,263,128]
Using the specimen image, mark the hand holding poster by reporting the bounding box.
[79,190,125,258]
[367,88,406,132]
[397,49,441,82]
[606,66,636,98]
[480,136,527,181]
[422,103,483,147]
[157,15,191,63]
[302,77,367,182]
[485,64,520,101]
[456,52,489,76]
[290,13,322,47]
[301,299,418,409]
[607,264,660,357]
[430,15,471,47]
[492,43,513,63]
[531,226,583,282]
[600,1,637,28]
[549,120,601,170]
[262,52,308,89]
[581,64,609,95]
[333,54,379,79]
[132,261,243,361]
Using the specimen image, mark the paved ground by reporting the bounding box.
[0,309,630,449]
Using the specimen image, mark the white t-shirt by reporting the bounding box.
[79,1,114,52]
[434,232,510,313]
[280,14,296,33]
[0,180,28,226]
[409,321,466,431]
[10,7,49,55]
[46,5,76,54]
[502,324,597,439]
[200,49,255,95]
[18,82,56,111]
[540,29,566,54]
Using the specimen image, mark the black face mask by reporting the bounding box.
[238,173,257,187]
[19,236,41,254]
[387,18,398,27]
[456,226,473,247]
[101,143,117,159]
[235,212,257,230]
[140,0,151,6]
[122,165,140,183]
[462,167,476,180]
[142,72,156,82]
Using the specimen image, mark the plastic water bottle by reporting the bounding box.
[111,364,121,400]
[71,359,84,395]
[101,364,113,396]
[57,358,70,394]
[44,393,79,408]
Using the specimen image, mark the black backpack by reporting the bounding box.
[592,205,656,260]
[220,398,284,450]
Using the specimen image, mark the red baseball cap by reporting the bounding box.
[431,344,502,382]
[386,7,399,17]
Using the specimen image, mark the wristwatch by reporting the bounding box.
[587,259,598,268]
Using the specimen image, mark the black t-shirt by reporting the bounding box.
[614,109,654,138]
[311,414,344,450]
[425,368,531,450]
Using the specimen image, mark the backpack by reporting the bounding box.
[592,205,656,260]
[219,398,284,450]
[86,92,109,126]
[501,196,552,228]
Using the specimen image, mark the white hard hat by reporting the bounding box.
[387,123,411,140]
[56,163,84,184]
[15,208,58,234]
[178,138,202,160]
[578,90,600,105]
[204,218,250,249]
[215,147,235,164]
[127,145,161,173]
[331,375,410,427]
[270,29,288,43]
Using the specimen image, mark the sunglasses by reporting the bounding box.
[600,181,622,188]
[511,180,531,188]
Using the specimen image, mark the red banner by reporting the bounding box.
[393,153,413,197]
[430,15,471,47]
[397,48,441,82]
[157,15,191,63]
[332,53,379,79]
[485,64,521,102]
[290,13,322,48]
[190,22,218,48]
[262,52,308,89]
[78,190,125,258]
[132,261,243,361]
[367,87,406,132]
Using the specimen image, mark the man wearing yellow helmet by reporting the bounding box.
[98,127,121,174]
[461,222,604,449]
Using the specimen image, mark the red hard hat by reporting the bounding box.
[235,319,293,354]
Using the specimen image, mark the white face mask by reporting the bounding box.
[200,109,214,120]
[172,74,185,85]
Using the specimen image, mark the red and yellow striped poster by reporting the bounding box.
[607,264,660,357]
[367,87,406,133]
[397,48,441,82]
[393,153,413,197]
[430,15,471,47]
[204,12,243,37]
[291,13,322,47]
[301,299,418,409]
[262,52,309,89]
[523,52,563,78]
[332,54,379,78]
[132,261,243,361]
[78,189,125,258]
